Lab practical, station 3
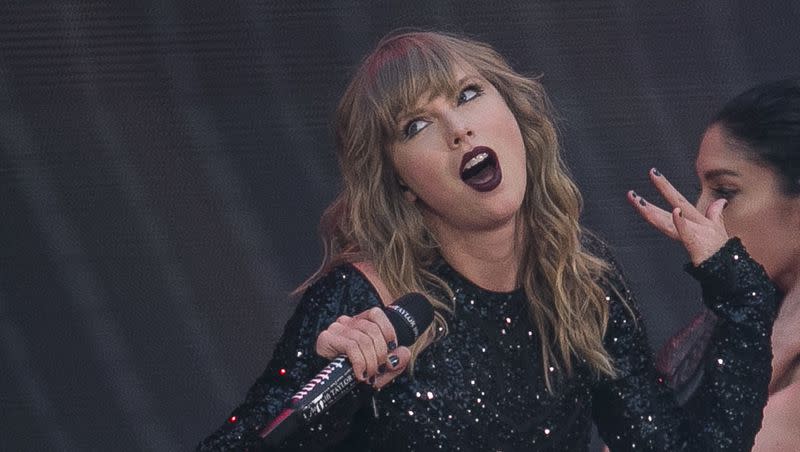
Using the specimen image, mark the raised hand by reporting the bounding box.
[628,168,729,265]
[315,306,411,390]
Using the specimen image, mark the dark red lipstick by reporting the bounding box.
[459,146,502,192]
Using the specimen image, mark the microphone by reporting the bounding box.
[258,292,433,447]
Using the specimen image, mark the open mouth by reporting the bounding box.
[460,146,502,192]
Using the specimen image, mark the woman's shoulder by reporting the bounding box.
[754,378,800,450]
[298,263,382,315]
[299,260,400,313]
[303,262,365,292]
[580,230,618,266]
[580,231,629,292]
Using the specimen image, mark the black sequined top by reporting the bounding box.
[199,238,778,451]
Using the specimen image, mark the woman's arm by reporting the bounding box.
[197,265,387,451]
[591,238,778,451]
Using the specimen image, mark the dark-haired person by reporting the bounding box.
[199,31,779,451]
[632,79,800,450]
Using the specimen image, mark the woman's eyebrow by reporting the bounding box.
[394,75,483,125]
[703,168,741,180]
[395,106,427,126]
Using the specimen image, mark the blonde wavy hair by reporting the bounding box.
[299,30,618,390]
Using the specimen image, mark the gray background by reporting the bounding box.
[1,1,799,450]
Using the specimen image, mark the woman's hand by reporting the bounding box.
[315,306,411,390]
[628,168,729,265]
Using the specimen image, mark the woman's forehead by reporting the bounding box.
[388,64,483,116]
[696,126,774,181]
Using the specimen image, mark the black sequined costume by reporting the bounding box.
[199,238,778,451]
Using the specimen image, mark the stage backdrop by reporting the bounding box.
[2,1,799,450]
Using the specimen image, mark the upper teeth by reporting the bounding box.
[464,152,488,171]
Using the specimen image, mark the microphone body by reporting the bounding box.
[258,293,433,447]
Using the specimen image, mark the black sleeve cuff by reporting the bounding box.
[684,237,777,312]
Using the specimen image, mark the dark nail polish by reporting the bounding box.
[368,376,376,384]
[387,341,397,351]
[639,198,647,207]
[653,168,662,177]
[378,364,387,374]
[631,191,638,198]
[362,371,368,379]
[389,355,399,367]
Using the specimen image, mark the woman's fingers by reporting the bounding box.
[672,207,688,242]
[672,199,729,265]
[705,198,727,224]
[315,308,401,384]
[649,168,705,223]
[627,190,679,240]
[373,346,411,390]
[315,328,370,379]
[356,307,397,357]
[340,326,380,379]
[629,169,730,264]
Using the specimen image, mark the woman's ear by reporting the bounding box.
[398,179,418,203]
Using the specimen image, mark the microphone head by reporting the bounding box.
[384,292,434,347]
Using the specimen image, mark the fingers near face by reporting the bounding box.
[627,189,679,240]
[649,168,703,222]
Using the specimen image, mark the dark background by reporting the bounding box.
[2,1,799,450]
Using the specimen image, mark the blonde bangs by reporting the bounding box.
[360,34,463,143]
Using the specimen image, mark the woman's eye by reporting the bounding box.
[404,118,430,138]
[712,187,738,200]
[458,84,483,105]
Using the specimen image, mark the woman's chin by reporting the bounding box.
[474,203,524,231]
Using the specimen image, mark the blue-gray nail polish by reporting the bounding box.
[653,168,662,177]
[389,355,399,367]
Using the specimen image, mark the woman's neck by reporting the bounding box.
[769,281,800,393]
[430,217,522,293]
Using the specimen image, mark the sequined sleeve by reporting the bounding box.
[197,265,383,451]
[591,238,779,451]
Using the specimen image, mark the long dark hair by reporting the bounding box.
[713,78,800,195]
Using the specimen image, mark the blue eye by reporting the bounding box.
[458,84,483,105]
[404,118,430,138]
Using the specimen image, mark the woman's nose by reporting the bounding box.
[449,124,474,149]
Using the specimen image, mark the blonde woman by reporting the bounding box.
[200,31,778,451]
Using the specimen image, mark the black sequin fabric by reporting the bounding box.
[199,238,778,451]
